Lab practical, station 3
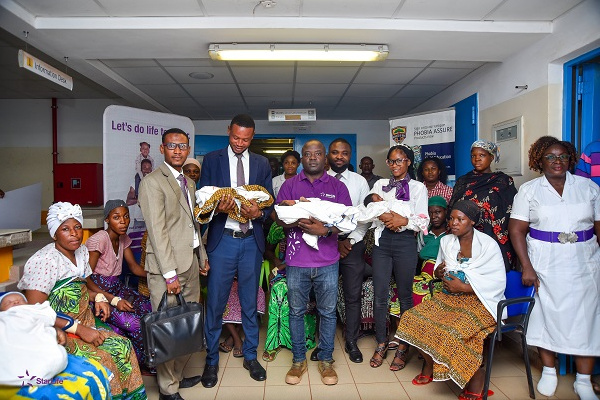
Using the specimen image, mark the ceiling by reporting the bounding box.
[0,0,586,120]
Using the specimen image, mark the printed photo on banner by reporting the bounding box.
[389,108,456,179]
[103,105,195,257]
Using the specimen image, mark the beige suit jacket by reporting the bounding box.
[138,162,207,276]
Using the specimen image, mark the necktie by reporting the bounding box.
[235,154,249,233]
[177,174,193,214]
[335,172,343,180]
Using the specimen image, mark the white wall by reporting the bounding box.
[193,119,392,177]
[412,0,600,186]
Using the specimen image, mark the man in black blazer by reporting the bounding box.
[199,114,273,387]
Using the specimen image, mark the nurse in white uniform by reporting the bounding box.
[509,136,600,400]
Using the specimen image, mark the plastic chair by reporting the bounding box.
[482,270,536,399]
[430,270,536,399]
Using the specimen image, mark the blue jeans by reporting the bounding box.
[286,263,339,362]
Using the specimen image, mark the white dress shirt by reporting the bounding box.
[272,174,286,198]
[225,146,253,231]
[327,168,370,242]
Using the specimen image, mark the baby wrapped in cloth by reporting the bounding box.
[194,185,274,223]
[0,293,68,386]
[357,193,429,246]
[275,197,360,249]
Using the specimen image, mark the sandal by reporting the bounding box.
[262,347,281,362]
[458,389,494,400]
[369,342,388,368]
[412,373,433,385]
[389,347,408,371]
[219,341,233,353]
[233,346,244,358]
[388,339,400,351]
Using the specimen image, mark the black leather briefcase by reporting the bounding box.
[141,291,205,367]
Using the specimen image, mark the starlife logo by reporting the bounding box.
[18,370,63,387]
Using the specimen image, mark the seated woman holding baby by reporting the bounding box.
[394,200,506,400]
[17,202,146,400]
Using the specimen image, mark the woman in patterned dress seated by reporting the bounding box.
[394,200,506,400]
[18,202,146,400]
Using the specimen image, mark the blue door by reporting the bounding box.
[452,93,479,177]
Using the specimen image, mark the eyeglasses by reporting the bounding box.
[163,142,189,150]
[386,158,409,166]
[543,154,570,163]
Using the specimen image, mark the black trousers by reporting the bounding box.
[371,229,418,344]
[339,239,367,343]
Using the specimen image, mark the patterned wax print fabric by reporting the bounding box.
[449,171,517,271]
[4,354,112,400]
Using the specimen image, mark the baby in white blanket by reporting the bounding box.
[358,193,428,246]
[275,197,359,249]
[0,292,68,386]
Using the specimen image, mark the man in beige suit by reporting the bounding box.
[139,128,209,400]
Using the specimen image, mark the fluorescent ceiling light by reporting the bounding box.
[263,149,290,154]
[209,43,388,62]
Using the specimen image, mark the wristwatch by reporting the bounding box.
[323,227,333,238]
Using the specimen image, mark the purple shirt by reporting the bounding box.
[276,170,352,267]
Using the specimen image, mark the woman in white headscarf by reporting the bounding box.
[18,202,146,400]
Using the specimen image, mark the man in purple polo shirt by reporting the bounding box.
[273,140,351,386]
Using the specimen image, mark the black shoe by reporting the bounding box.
[159,393,184,400]
[179,375,202,389]
[201,365,219,388]
[310,347,320,361]
[345,341,363,363]
[243,359,267,381]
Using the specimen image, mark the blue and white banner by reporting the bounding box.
[103,106,194,255]
[389,108,455,178]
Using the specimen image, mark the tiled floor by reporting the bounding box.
[143,324,584,400]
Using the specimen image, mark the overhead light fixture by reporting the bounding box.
[263,149,291,154]
[208,43,388,62]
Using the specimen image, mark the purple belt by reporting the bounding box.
[529,227,594,244]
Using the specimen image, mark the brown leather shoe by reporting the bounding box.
[318,360,338,385]
[285,360,307,385]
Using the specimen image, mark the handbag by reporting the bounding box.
[141,291,205,367]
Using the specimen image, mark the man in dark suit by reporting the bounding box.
[199,114,273,387]
[138,128,209,400]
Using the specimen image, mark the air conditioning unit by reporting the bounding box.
[268,108,316,122]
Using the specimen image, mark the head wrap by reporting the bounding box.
[471,140,500,162]
[0,291,27,310]
[428,195,447,208]
[183,158,201,170]
[452,200,480,224]
[47,202,83,238]
[104,199,128,219]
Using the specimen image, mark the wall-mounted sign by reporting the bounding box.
[18,50,73,90]
[269,108,316,122]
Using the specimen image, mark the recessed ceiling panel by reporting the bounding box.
[12,0,107,16]
[111,67,175,84]
[411,68,472,85]
[395,84,449,98]
[183,83,241,97]
[302,0,403,18]
[396,0,502,20]
[101,59,159,68]
[135,84,189,98]
[345,84,405,97]
[488,0,584,21]
[294,83,348,97]
[163,66,234,84]
[231,66,294,84]
[238,83,293,97]
[98,0,205,17]
[296,66,359,84]
[354,67,423,84]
